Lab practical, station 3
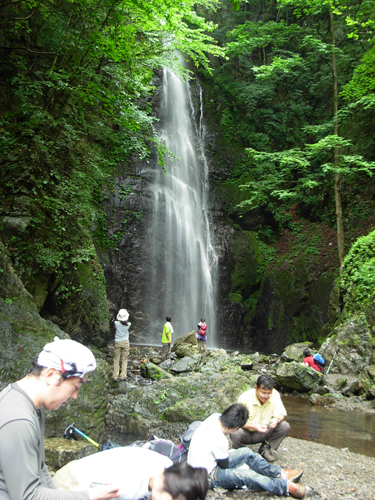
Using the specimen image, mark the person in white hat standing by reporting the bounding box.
[0,336,120,500]
[112,309,131,381]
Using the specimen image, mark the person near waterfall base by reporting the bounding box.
[0,336,120,500]
[187,403,306,498]
[112,309,131,381]
[196,318,207,352]
[230,374,291,462]
[161,316,173,361]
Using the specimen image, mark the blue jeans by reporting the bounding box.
[211,448,288,496]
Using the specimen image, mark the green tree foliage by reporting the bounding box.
[341,229,375,309]
[205,0,375,264]
[0,0,221,280]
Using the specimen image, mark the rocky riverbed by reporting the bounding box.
[108,343,375,414]
[206,436,375,500]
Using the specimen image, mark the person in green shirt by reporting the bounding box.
[161,316,173,361]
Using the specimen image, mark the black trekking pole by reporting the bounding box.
[326,347,339,375]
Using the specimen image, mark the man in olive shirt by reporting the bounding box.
[230,375,291,462]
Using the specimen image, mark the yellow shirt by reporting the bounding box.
[238,388,287,430]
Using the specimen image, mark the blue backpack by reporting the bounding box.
[313,353,326,367]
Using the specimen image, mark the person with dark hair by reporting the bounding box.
[230,375,291,462]
[302,348,323,372]
[152,462,208,500]
[196,318,207,352]
[113,309,131,381]
[0,336,120,500]
[161,316,173,361]
[188,404,306,498]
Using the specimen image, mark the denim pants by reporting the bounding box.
[211,448,288,495]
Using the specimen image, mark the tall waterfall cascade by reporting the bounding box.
[144,68,218,345]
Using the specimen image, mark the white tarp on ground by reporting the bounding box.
[53,447,173,500]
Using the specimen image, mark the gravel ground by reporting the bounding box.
[206,437,375,500]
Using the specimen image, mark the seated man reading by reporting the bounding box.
[187,403,306,498]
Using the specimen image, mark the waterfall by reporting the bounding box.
[143,68,218,345]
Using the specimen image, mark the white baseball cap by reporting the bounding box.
[37,337,96,378]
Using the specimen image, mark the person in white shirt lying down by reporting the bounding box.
[53,447,208,500]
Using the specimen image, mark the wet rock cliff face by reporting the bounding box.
[97,72,337,353]
[96,72,241,347]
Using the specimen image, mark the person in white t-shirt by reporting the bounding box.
[53,447,208,500]
[188,404,306,499]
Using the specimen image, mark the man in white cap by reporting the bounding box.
[0,336,120,500]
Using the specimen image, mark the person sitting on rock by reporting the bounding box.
[53,447,208,500]
[302,348,323,372]
[230,374,291,462]
[0,336,120,500]
[188,403,306,498]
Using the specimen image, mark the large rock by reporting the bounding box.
[45,438,98,470]
[172,332,198,352]
[275,361,323,393]
[173,342,200,359]
[170,355,202,373]
[0,239,34,303]
[281,343,312,362]
[320,318,374,375]
[105,368,252,444]
[141,362,174,380]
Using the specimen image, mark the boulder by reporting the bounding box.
[45,438,97,470]
[140,362,174,380]
[163,397,217,423]
[341,379,362,396]
[173,342,200,359]
[105,370,251,444]
[281,343,312,362]
[309,393,341,406]
[275,361,323,393]
[170,355,202,374]
[172,332,198,352]
[320,318,374,375]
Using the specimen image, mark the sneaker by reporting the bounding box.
[258,442,276,462]
[281,469,304,483]
[288,481,306,498]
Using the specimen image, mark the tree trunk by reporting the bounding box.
[329,7,344,275]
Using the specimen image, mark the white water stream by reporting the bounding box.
[145,68,218,345]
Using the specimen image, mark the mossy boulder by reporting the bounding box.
[173,342,200,359]
[45,438,98,470]
[172,332,197,352]
[275,361,323,393]
[141,362,174,380]
[170,355,202,373]
[105,369,251,444]
[320,317,374,375]
[163,397,217,423]
[281,343,312,362]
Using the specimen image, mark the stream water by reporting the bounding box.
[144,68,217,344]
[283,395,375,458]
